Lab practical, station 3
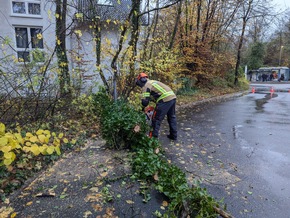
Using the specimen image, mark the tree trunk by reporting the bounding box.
[110,3,135,99]
[234,0,253,85]
[130,0,141,56]
[195,0,202,45]
[125,0,141,98]
[201,0,218,43]
[93,16,110,92]
[55,0,71,98]
[149,0,160,59]
[168,1,182,50]
[141,0,151,59]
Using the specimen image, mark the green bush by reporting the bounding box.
[92,91,149,149]
[176,77,198,95]
[210,77,229,88]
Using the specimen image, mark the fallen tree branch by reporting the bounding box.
[214,206,235,218]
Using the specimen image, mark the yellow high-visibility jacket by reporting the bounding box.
[141,80,176,107]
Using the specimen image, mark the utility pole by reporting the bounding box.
[279,46,284,66]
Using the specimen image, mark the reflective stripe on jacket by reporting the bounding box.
[141,80,176,103]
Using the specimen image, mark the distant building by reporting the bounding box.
[249,67,290,82]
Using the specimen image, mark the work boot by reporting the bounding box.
[167,134,177,140]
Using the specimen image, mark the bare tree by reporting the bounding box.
[168,0,182,49]
[234,0,273,85]
[55,0,71,98]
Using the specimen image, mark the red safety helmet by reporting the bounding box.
[137,72,148,80]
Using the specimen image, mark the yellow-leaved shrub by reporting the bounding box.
[0,122,74,167]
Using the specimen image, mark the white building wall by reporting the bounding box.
[0,1,58,96]
[69,22,125,93]
[0,1,54,58]
[0,1,132,95]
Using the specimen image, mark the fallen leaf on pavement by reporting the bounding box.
[100,172,108,177]
[89,187,99,192]
[92,204,103,211]
[0,206,14,218]
[83,210,92,218]
[26,201,33,206]
[85,193,103,202]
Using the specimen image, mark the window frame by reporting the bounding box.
[96,0,113,6]
[11,0,42,17]
[14,26,45,63]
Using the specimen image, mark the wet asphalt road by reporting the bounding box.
[160,84,290,218]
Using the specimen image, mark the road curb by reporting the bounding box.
[176,91,248,110]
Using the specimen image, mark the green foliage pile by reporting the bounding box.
[93,91,221,217]
[133,139,219,217]
[92,90,149,149]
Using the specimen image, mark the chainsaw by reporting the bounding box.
[144,106,155,138]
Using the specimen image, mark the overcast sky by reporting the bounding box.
[272,0,290,10]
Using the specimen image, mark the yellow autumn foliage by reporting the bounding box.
[55,146,61,155]
[38,134,47,143]
[39,145,48,155]
[36,129,44,135]
[4,151,14,159]
[30,144,40,156]
[29,136,38,143]
[1,145,11,153]
[26,132,33,138]
[0,137,8,146]
[0,123,5,135]
[53,138,60,146]
[14,133,24,144]
[58,133,64,139]
[22,146,30,153]
[44,130,50,135]
[0,122,75,167]
[46,146,54,155]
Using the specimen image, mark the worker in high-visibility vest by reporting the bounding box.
[135,72,177,140]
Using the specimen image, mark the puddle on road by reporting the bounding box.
[255,93,278,112]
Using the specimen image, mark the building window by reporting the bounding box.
[15,27,44,62]
[96,0,113,6]
[12,1,41,16]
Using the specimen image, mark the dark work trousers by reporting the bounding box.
[152,98,177,138]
